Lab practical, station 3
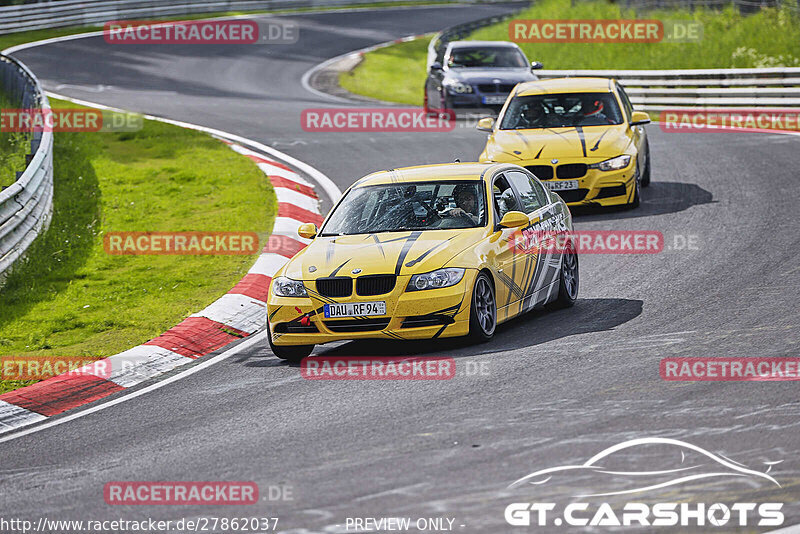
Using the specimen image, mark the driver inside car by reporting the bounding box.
[447,184,480,225]
[581,97,613,124]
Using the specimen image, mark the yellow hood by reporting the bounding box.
[481,124,632,163]
[282,229,486,280]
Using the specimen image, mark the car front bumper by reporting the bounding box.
[267,271,476,346]
[526,159,637,207]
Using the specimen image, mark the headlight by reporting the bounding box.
[272,276,308,297]
[407,268,465,291]
[589,155,631,172]
[444,81,473,94]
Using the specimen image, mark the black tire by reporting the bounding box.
[641,142,651,187]
[268,330,314,362]
[548,244,579,309]
[468,272,497,342]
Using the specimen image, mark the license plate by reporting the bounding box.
[324,301,386,318]
[544,180,579,191]
[482,95,507,105]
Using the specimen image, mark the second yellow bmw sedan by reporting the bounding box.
[266,162,578,361]
[477,77,651,208]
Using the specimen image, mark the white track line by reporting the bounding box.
[0,333,265,444]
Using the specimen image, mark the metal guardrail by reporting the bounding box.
[536,68,800,109]
[0,54,53,281]
[426,14,800,112]
[426,7,525,71]
[609,0,798,14]
[0,0,503,34]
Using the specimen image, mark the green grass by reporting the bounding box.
[341,0,800,105]
[0,98,276,394]
[0,95,31,188]
[340,38,432,106]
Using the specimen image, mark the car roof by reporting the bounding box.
[515,77,615,96]
[354,162,504,187]
[447,40,522,49]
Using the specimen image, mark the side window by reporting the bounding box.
[505,171,546,214]
[492,174,521,221]
[616,83,634,122]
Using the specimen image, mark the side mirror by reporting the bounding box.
[499,211,529,229]
[630,111,651,126]
[431,61,443,71]
[298,222,317,239]
[530,61,543,70]
[476,117,495,132]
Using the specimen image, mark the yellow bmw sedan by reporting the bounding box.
[266,162,578,361]
[477,77,651,208]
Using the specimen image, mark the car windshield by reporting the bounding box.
[447,47,527,68]
[499,92,624,129]
[320,181,487,236]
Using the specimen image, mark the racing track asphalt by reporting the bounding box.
[4,4,800,532]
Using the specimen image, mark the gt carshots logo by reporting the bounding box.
[504,437,784,528]
[504,502,783,527]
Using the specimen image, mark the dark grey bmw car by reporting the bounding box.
[424,41,543,116]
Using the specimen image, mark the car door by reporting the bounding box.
[617,82,647,169]
[489,172,526,320]
[504,169,562,315]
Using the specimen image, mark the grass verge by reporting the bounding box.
[340,38,431,106]
[0,94,31,188]
[340,0,800,105]
[0,98,276,394]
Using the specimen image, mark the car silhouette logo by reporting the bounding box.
[508,437,782,498]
